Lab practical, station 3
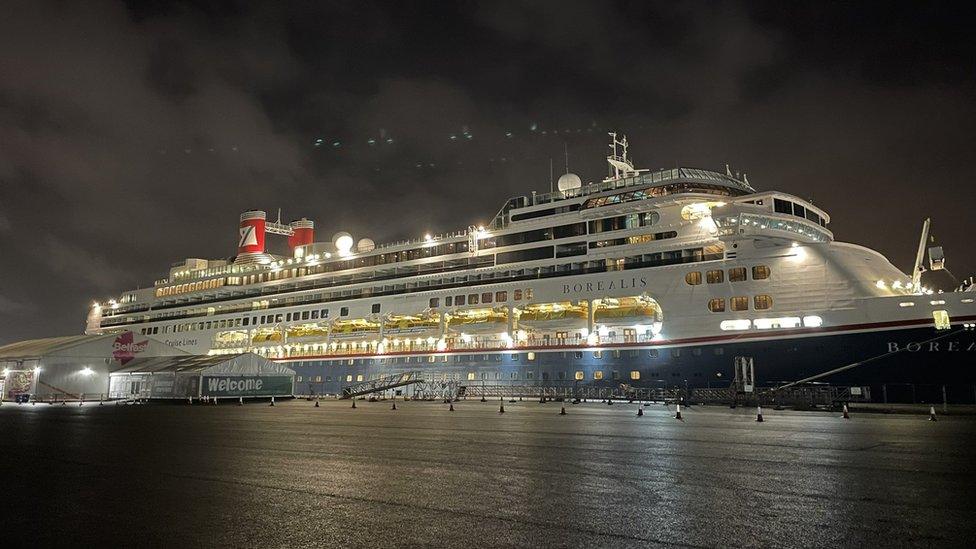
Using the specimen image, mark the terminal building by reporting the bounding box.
[0,332,294,402]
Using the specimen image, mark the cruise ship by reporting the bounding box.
[87,135,976,397]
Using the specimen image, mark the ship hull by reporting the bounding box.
[284,323,976,403]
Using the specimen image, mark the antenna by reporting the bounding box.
[911,218,931,293]
[564,142,569,174]
[549,158,554,194]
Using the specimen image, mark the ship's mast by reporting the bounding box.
[911,217,931,293]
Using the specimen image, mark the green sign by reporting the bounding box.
[201,375,293,397]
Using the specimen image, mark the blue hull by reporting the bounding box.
[287,326,976,403]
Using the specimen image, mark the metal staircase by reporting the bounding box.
[341,371,423,399]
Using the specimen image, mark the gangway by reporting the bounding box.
[341,371,423,399]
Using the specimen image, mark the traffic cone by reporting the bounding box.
[449,402,455,411]
[674,403,682,420]
[499,399,505,413]
[238,396,243,406]
[637,406,644,417]
[270,396,275,407]
[391,401,397,410]
[559,406,566,415]
[842,404,850,419]
[756,406,764,422]
[929,405,937,421]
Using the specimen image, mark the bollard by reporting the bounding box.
[314,397,320,408]
[270,396,275,407]
[188,397,192,405]
[212,396,217,406]
[238,396,244,406]
[499,400,505,413]
[842,404,850,419]
[637,405,644,417]
[674,403,682,420]
[351,399,357,409]
[449,402,455,411]
[607,399,613,406]
[929,405,937,422]
[481,395,487,403]
[391,400,397,410]
[756,406,764,422]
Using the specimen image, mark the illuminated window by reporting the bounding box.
[754,295,773,310]
[730,296,749,311]
[752,265,770,280]
[685,272,702,285]
[630,370,640,380]
[728,267,747,282]
[706,270,724,284]
[707,298,726,313]
[467,372,476,380]
[356,374,363,382]
[524,288,533,299]
[720,319,750,331]
[899,302,915,307]
[429,298,439,308]
[574,371,584,380]
[593,371,604,380]
[933,310,951,330]
[345,375,352,382]
[593,351,602,359]
[527,352,535,360]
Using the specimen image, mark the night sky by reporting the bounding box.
[1,1,974,343]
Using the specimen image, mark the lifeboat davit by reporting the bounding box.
[517,302,588,331]
[448,308,508,334]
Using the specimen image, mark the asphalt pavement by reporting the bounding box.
[1,398,973,548]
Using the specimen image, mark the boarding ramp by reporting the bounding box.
[341,371,423,399]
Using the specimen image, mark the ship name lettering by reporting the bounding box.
[562,277,648,295]
[888,340,973,352]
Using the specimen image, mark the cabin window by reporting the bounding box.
[467,372,476,380]
[371,303,381,314]
[707,298,726,313]
[728,267,747,282]
[933,310,951,330]
[455,295,465,306]
[468,294,479,305]
[630,370,640,380]
[429,298,439,308]
[445,296,453,306]
[593,371,604,380]
[575,371,584,380]
[730,296,749,311]
[752,265,770,280]
[754,295,773,310]
[706,270,724,284]
[496,291,508,302]
[340,307,349,317]
[685,272,702,285]
[513,289,523,300]
[482,292,493,303]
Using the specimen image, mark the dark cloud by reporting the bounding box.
[1,0,974,342]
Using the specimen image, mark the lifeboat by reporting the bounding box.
[384,314,441,338]
[286,323,329,340]
[517,302,588,331]
[593,297,663,328]
[251,328,282,343]
[448,308,508,334]
[330,318,380,339]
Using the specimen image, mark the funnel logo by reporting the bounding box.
[239,225,258,248]
[112,331,148,365]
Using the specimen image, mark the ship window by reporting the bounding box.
[356,374,364,382]
[482,292,493,303]
[774,198,793,214]
[649,349,659,358]
[728,267,747,282]
[593,370,603,380]
[527,352,535,360]
[574,351,583,359]
[752,265,770,280]
[574,371,584,380]
[371,304,381,314]
[730,296,749,311]
[685,272,702,285]
[302,311,309,320]
[429,297,439,308]
[525,288,533,299]
[445,296,453,306]
[557,371,566,380]
[345,375,352,382]
[630,370,640,380]
[671,348,681,358]
[706,270,724,284]
[933,310,951,330]
[496,291,507,302]
[455,295,465,306]
[340,307,349,317]
[513,289,523,300]
[468,294,479,305]
[754,295,773,310]
[707,298,726,313]
[593,351,602,359]
[320,309,329,318]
